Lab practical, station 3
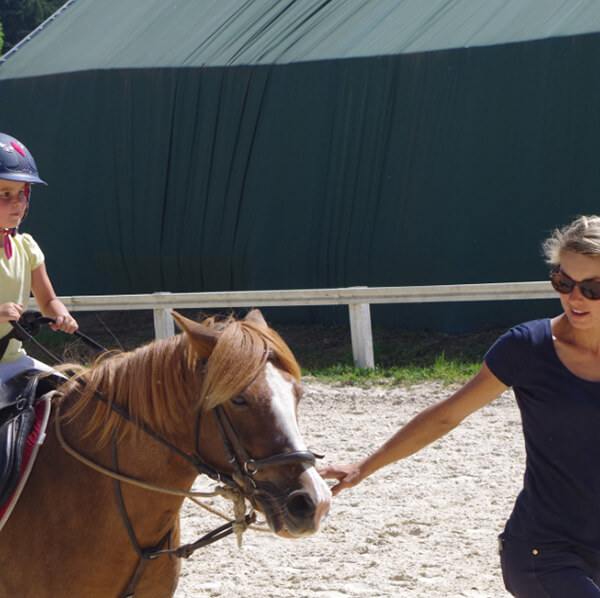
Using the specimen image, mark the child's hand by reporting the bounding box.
[50,314,78,334]
[0,302,23,324]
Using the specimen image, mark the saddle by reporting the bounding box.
[0,369,61,527]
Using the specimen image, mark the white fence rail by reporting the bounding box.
[58,281,556,368]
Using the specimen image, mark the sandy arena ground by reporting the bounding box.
[174,381,524,598]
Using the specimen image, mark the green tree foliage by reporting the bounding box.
[0,20,4,55]
[0,0,68,54]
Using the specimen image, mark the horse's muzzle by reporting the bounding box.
[256,469,331,538]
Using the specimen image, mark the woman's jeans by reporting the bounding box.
[499,532,600,597]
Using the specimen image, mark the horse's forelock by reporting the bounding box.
[197,320,300,411]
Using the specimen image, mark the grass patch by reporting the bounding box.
[279,324,502,386]
[22,311,506,387]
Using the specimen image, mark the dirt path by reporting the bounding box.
[174,381,523,597]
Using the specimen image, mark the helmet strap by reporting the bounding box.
[1,184,29,259]
[1,229,13,260]
[20,183,31,224]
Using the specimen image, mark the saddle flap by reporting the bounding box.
[0,369,62,509]
[0,407,36,505]
[0,396,52,530]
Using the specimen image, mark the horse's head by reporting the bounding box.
[173,310,331,538]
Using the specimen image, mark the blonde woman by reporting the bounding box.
[321,215,600,597]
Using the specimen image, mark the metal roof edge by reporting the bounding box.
[0,0,79,66]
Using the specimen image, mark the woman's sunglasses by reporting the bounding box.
[549,266,600,300]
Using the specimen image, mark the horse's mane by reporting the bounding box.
[60,315,301,445]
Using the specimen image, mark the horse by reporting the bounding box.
[0,310,331,597]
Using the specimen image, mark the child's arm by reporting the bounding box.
[31,263,78,333]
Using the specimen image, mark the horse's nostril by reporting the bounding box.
[285,491,316,520]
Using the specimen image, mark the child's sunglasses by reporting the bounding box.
[549,266,600,300]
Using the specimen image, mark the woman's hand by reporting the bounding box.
[318,463,365,496]
[0,302,23,324]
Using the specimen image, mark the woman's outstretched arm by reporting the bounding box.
[318,363,508,495]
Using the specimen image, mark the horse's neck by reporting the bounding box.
[55,392,199,521]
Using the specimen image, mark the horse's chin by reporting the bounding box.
[259,502,321,539]
[275,528,301,539]
[253,473,331,538]
[270,517,318,539]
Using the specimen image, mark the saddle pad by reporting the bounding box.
[0,396,51,530]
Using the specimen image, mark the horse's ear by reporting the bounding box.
[244,309,268,327]
[171,311,218,357]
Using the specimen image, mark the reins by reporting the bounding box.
[5,311,106,362]
[52,398,233,500]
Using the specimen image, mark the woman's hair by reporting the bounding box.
[542,215,600,265]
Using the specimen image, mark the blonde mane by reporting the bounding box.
[60,315,301,445]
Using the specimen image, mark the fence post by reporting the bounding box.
[153,308,175,339]
[348,290,375,369]
[152,293,175,339]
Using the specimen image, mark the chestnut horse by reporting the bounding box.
[0,310,331,597]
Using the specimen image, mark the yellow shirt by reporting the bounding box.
[0,233,45,362]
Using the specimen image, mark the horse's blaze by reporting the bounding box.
[263,364,332,537]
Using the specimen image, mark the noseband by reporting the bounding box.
[210,404,321,496]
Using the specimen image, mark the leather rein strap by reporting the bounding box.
[87,381,238,489]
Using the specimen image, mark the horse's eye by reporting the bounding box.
[231,396,249,407]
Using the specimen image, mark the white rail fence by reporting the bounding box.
[57,281,556,369]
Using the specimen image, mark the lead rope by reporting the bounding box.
[228,486,253,548]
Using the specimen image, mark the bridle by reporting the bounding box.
[88,382,321,493]
[85,377,320,528]
[210,404,320,494]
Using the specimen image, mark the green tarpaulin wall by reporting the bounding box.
[1,0,599,331]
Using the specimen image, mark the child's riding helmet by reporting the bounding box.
[0,132,46,185]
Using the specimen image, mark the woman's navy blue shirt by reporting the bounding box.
[485,318,600,552]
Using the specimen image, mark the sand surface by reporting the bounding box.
[174,381,524,598]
